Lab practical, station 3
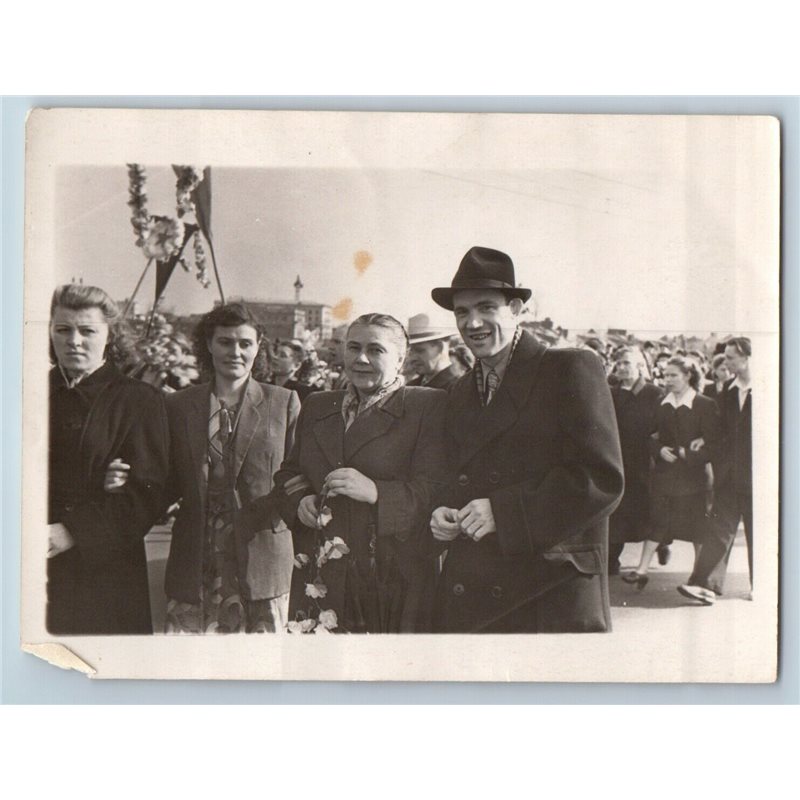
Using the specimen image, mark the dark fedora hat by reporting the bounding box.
[431,246,532,311]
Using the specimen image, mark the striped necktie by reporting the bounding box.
[484,368,500,405]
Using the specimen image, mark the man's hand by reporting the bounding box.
[430,506,461,542]
[322,468,378,505]
[457,498,496,542]
[660,446,678,464]
[297,495,325,529]
[47,523,75,558]
[689,437,705,452]
[104,458,131,493]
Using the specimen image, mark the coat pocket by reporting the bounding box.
[542,546,602,575]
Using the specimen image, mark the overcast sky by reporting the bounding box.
[55,153,774,336]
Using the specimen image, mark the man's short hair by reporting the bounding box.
[726,336,752,358]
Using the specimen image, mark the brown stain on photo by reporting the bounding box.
[331,297,354,321]
[354,250,373,276]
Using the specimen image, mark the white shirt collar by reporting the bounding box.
[58,360,106,388]
[730,375,752,393]
[662,386,697,409]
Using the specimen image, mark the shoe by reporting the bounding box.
[677,584,716,605]
[621,571,649,590]
[656,544,672,565]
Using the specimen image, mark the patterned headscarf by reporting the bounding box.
[341,376,405,430]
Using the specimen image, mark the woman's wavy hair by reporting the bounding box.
[49,283,133,366]
[666,355,702,390]
[192,302,269,381]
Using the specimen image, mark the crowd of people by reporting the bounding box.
[601,338,753,604]
[45,245,753,636]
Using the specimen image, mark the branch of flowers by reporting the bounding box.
[175,165,202,218]
[126,164,151,247]
[192,231,211,288]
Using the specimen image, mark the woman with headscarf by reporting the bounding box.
[262,313,448,633]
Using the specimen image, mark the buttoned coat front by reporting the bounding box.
[163,380,300,604]
[433,331,625,633]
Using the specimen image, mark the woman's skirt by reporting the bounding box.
[649,491,709,545]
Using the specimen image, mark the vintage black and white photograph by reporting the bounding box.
[21,109,779,680]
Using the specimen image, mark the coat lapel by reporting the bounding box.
[343,387,405,462]
[232,379,264,481]
[455,331,548,468]
[184,383,212,491]
[312,392,346,470]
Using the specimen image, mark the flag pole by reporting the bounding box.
[206,235,225,305]
[123,258,154,318]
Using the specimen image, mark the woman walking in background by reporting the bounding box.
[607,348,664,576]
[703,353,731,402]
[623,356,720,589]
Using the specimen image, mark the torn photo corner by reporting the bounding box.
[21,108,780,681]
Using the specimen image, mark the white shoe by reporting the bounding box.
[677,584,716,605]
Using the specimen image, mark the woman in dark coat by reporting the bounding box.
[623,356,720,588]
[607,348,664,574]
[265,313,448,634]
[47,284,169,635]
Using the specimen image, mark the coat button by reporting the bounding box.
[491,585,504,599]
[488,471,500,484]
[457,474,469,486]
[452,583,465,596]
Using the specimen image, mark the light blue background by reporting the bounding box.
[2,95,797,704]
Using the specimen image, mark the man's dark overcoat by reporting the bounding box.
[163,380,301,604]
[47,362,169,634]
[433,332,625,633]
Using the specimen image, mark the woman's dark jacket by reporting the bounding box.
[47,362,169,634]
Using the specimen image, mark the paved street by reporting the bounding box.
[146,528,755,635]
[611,530,751,618]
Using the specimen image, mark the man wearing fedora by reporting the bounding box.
[429,246,624,633]
[405,313,461,391]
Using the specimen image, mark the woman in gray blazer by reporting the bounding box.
[109,302,300,633]
[163,303,300,632]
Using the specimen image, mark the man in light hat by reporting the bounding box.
[405,313,461,391]
[429,246,624,633]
